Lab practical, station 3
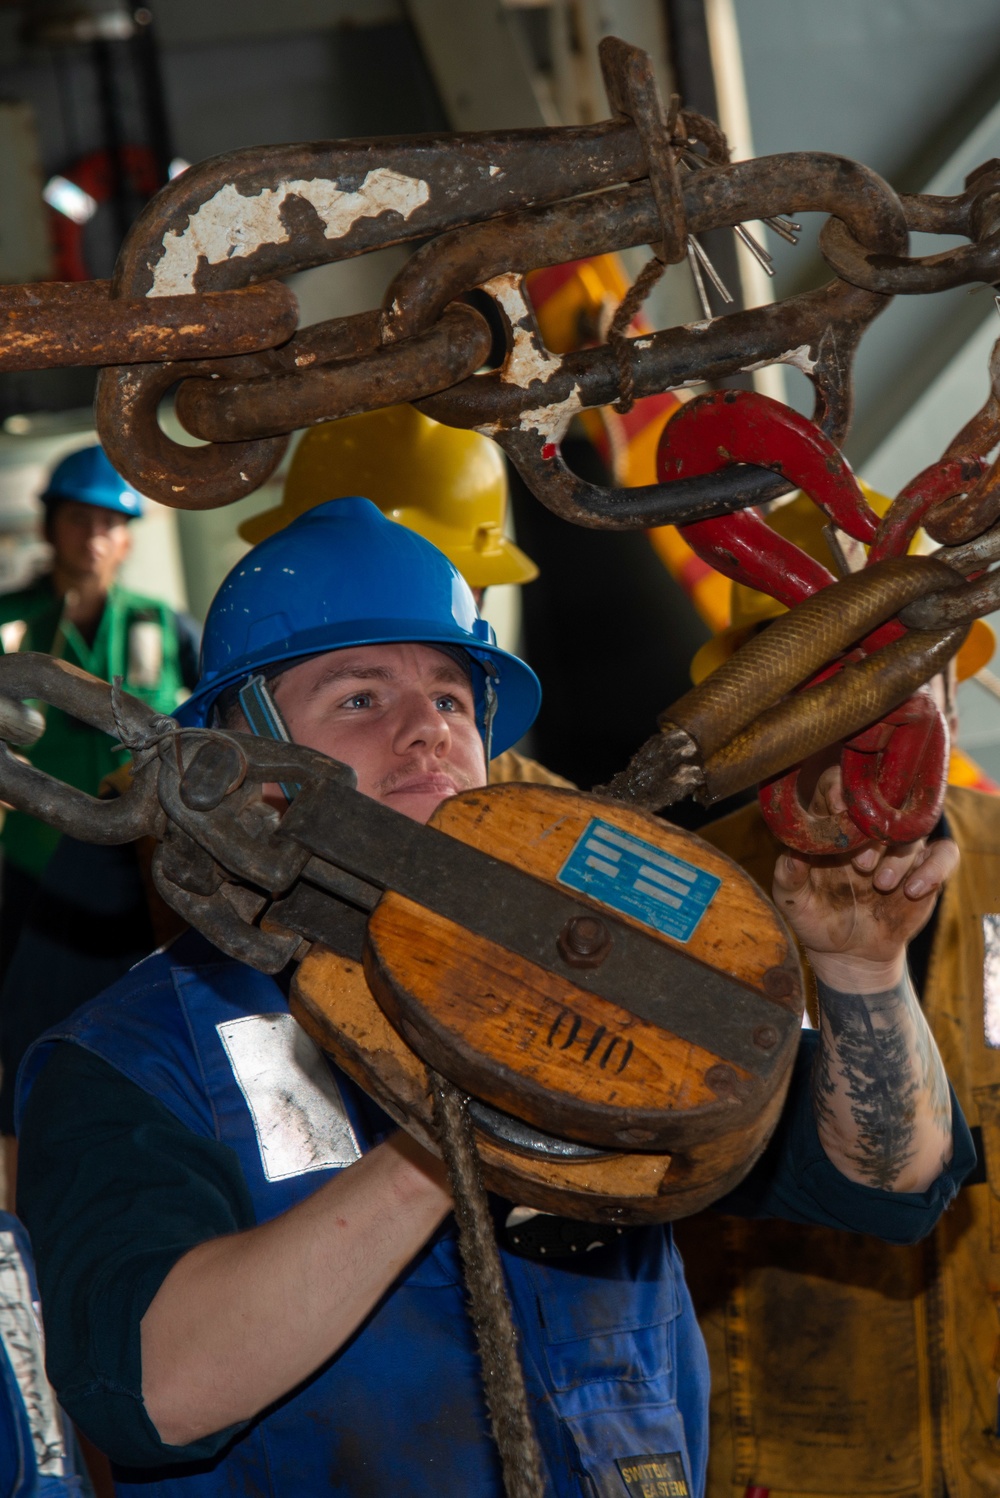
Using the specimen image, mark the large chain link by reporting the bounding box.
[0,39,991,524]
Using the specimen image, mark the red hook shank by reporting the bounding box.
[657,389,879,541]
[680,507,833,608]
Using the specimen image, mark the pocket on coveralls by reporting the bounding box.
[524,1246,694,1497]
[563,1406,694,1498]
[526,1250,681,1392]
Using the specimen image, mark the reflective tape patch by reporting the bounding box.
[984,915,1000,1048]
[558,818,721,943]
[0,1232,66,1476]
[217,1013,361,1180]
[0,620,27,655]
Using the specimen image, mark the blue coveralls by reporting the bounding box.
[18,933,710,1498]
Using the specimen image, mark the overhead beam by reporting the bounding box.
[837,76,1000,468]
[404,0,548,130]
[861,302,998,496]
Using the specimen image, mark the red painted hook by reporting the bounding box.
[657,389,879,540]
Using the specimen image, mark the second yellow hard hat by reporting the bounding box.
[239,405,538,590]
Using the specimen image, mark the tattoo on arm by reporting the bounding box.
[812,970,951,1190]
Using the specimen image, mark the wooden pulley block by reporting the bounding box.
[291,784,804,1222]
[292,947,792,1223]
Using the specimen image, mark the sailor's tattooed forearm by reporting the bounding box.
[812,970,951,1190]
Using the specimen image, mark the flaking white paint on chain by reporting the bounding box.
[740,343,818,377]
[482,272,563,389]
[149,169,431,296]
[984,914,1000,1047]
[518,384,584,439]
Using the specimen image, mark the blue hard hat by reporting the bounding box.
[176,496,542,755]
[40,444,144,518]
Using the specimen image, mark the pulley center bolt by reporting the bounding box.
[558,915,612,969]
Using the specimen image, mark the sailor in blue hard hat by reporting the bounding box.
[34,447,144,644]
[40,444,144,521]
[179,496,542,815]
[0,484,535,1211]
[13,486,974,1498]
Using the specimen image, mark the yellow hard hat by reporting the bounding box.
[239,405,538,590]
[690,485,994,685]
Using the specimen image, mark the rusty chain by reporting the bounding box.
[0,38,989,524]
[820,157,1000,296]
[5,334,1000,890]
[0,36,994,835]
[89,32,1000,521]
[104,135,911,516]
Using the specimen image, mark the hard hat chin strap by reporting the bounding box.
[237,674,300,804]
[482,664,499,766]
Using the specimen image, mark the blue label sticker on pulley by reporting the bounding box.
[557,818,721,943]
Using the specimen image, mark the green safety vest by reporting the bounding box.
[0,577,185,876]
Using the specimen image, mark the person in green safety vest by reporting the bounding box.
[0,443,199,971]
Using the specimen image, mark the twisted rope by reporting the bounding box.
[430,1072,545,1498]
[609,255,669,415]
[678,107,732,165]
[110,676,177,756]
[608,98,732,416]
